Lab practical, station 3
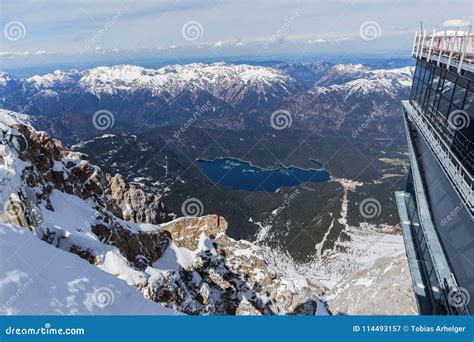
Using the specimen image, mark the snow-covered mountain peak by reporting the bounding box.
[25,69,81,90]
[18,62,297,100]
[332,63,368,74]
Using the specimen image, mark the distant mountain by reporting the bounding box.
[0,62,413,143]
[284,65,413,136]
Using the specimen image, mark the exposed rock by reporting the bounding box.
[92,221,171,269]
[161,215,227,250]
[108,173,175,224]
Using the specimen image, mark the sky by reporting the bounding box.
[0,0,473,71]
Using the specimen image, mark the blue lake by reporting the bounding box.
[197,158,331,192]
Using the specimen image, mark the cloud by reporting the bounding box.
[305,37,353,44]
[306,39,328,44]
[34,50,54,55]
[441,19,471,28]
[213,41,224,49]
[211,40,245,49]
[0,51,30,58]
[334,37,354,43]
[0,50,56,58]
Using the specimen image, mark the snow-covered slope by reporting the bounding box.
[0,224,178,315]
[314,64,369,87]
[325,254,417,315]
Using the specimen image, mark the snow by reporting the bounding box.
[153,243,197,271]
[0,109,33,129]
[311,65,414,99]
[0,224,178,315]
[24,63,296,99]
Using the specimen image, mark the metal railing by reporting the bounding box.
[403,101,474,217]
[412,28,474,73]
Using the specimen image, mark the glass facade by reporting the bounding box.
[402,182,448,314]
[410,59,474,175]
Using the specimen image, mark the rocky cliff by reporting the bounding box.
[0,111,322,315]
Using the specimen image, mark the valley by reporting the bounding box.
[0,60,416,314]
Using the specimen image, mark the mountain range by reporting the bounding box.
[0,62,413,142]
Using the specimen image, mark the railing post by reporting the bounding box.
[447,30,458,70]
[412,31,418,57]
[458,25,472,73]
[427,29,436,62]
[417,30,426,58]
[416,32,422,58]
[437,30,446,66]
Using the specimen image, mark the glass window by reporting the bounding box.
[414,65,422,79]
[432,74,440,91]
[441,79,455,101]
[452,83,467,108]
[460,91,474,148]
[411,77,420,99]
[428,88,437,108]
[462,90,473,117]
[438,96,451,118]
